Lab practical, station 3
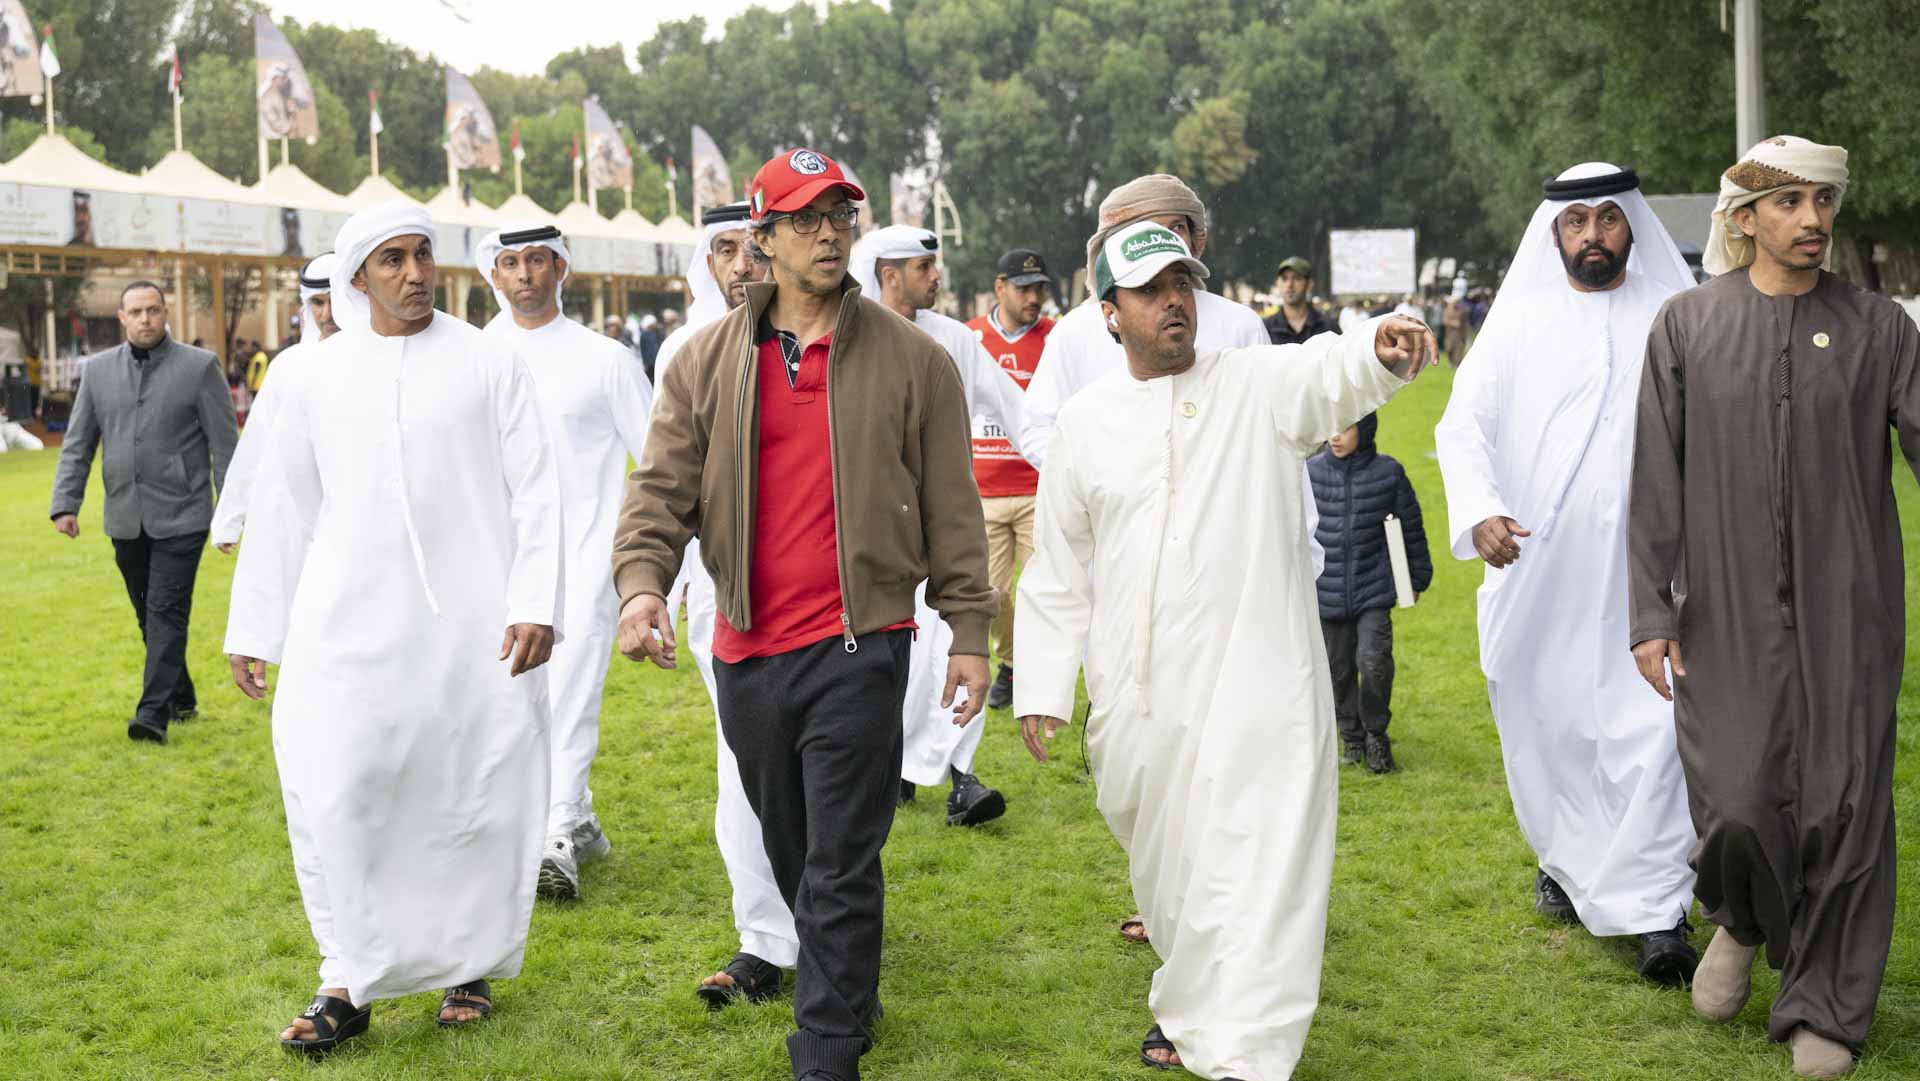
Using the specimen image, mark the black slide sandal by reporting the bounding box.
[280,994,369,1055]
[1140,1023,1180,1071]
[696,952,783,1009]
[438,979,492,1027]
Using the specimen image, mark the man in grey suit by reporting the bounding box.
[51,281,237,743]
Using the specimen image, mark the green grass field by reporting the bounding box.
[2,363,1915,1080]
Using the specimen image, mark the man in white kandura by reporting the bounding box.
[1015,221,1432,1081]
[658,201,799,1008]
[210,250,339,553]
[224,202,563,1054]
[850,224,1034,826]
[1434,162,1701,983]
[1019,172,1321,947]
[479,223,653,902]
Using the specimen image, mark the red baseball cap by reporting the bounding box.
[749,148,867,218]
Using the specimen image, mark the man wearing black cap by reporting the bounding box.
[613,148,994,1081]
[966,249,1054,710]
[1265,256,1336,346]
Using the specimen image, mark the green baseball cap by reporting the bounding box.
[1278,256,1313,278]
[1094,220,1210,300]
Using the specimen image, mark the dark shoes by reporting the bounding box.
[946,772,1006,827]
[897,780,916,806]
[697,951,783,1010]
[1636,919,1700,986]
[1363,733,1395,774]
[1341,741,1365,766]
[1535,869,1581,925]
[986,664,1014,710]
[127,719,167,744]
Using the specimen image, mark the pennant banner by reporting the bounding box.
[444,66,500,172]
[0,4,43,96]
[691,124,732,217]
[254,14,319,142]
[890,172,934,227]
[584,97,632,190]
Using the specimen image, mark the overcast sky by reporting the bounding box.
[267,0,832,76]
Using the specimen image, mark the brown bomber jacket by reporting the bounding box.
[611,279,996,656]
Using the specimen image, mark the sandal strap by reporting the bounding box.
[441,979,492,1011]
[1143,1023,1176,1052]
[296,994,360,1039]
[722,952,780,991]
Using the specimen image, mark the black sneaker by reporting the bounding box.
[1636,918,1699,986]
[1363,733,1396,774]
[946,772,1007,827]
[986,664,1014,710]
[1341,742,1365,766]
[1535,869,1581,925]
[170,705,198,723]
[897,780,916,806]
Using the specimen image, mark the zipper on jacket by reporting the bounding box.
[1342,461,1355,619]
[824,293,861,653]
[729,299,759,630]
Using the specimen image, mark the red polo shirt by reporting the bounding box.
[712,321,913,662]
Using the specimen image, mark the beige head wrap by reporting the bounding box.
[1703,135,1849,277]
[1083,174,1208,294]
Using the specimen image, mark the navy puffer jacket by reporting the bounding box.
[1308,413,1433,620]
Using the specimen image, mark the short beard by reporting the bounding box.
[1560,233,1632,289]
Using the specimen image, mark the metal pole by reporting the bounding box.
[1734,0,1765,154]
[43,75,53,134]
[172,94,183,153]
[371,125,380,177]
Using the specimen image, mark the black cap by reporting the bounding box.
[996,248,1050,287]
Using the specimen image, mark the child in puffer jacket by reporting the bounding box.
[1307,412,1432,774]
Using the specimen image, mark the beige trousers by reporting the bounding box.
[980,494,1035,666]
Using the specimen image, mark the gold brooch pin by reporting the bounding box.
[1813,332,1831,349]
[1181,402,1197,418]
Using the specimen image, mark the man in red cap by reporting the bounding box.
[611,148,995,1081]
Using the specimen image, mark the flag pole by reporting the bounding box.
[43,75,53,135]
[514,151,523,196]
[258,131,269,183]
[170,47,183,153]
[280,137,289,167]
[624,185,632,212]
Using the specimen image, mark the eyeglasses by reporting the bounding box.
[767,204,860,234]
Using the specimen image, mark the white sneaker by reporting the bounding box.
[537,836,580,901]
[570,815,612,862]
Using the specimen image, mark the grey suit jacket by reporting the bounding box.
[50,337,238,540]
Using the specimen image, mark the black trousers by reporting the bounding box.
[1321,607,1394,745]
[714,628,911,1081]
[110,530,206,730]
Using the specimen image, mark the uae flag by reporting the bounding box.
[368,89,383,135]
[168,45,181,100]
[512,118,524,162]
[38,23,60,79]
